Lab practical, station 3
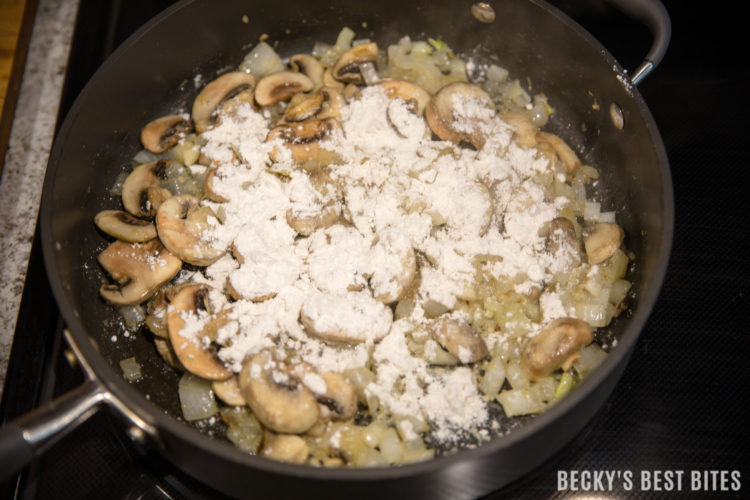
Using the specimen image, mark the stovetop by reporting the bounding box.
[1,1,748,498]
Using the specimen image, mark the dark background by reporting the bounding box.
[1,0,748,498]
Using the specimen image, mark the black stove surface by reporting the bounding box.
[2,1,748,498]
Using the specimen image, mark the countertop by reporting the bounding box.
[0,0,79,398]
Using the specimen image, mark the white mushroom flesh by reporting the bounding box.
[521,317,593,381]
[238,350,320,434]
[98,239,181,306]
[156,194,225,266]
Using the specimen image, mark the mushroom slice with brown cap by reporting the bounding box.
[286,202,340,237]
[536,131,581,176]
[366,229,416,304]
[280,87,345,124]
[140,114,193,154]
[121,159,173,218]
[238,349,320,434]
[145,282,193,338]
[583,222,625,265]
[316,372,357,421]
[289,54,324,89]
[260,431,309,464]
[254,71,314,107]
[331,42,378,83]
[377,80,431,116]
[156,194,226,266]
[266,118,342,164]
[94,210,157,243]
[203,167,230,203]
[291,364,357,421]
[322,67,345,92]
[167,283,233,381]
[425,82,496,149]
[192,71,257,133]
[428,317,489,364]
[212,376,246,406]
[300,291,393,345]
[545,217,581,268]
[98,239,182,306]
[500,109,538,148]
[521,317,593,381]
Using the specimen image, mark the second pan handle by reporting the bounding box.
[603,0,671,85]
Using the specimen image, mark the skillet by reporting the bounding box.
[0,0,672,497]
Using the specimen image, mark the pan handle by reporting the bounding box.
[0,380,106,482]
[603,0,671,85]
[0,330,158,483]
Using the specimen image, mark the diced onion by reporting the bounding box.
[584,201,601,221]
[117,304,145,331]
[334,27,356,52]
[360,62,380,85]
[574,344,608,376]
[109,171,129,196]
[178,372,219,421]
[598,211,616,223]
[133,149,164,164]
[609,279,631,305]
[378,428,404,463]
[505,361,530,390]
[119,357,142,382]
[497,389,546,417]
[239,41,286,78]
[479,356,506,396]
[486,64,509,83]
[220,407,263,453]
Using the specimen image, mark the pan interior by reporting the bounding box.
[42,0,670,477]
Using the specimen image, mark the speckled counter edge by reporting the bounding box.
[0,0,80,399]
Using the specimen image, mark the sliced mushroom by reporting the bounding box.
[167,283,232,381]
[192,71,257,133]
[300,291,393,344]
[545,217,581,267]
[500,109,538,148]
[94,210,157,243]
[212,376,247,406]
[260,431,309,464]
[536,131,581,176]
[279,87,345,124]
[140,114,193,154]
[266,118,342,164]
[289,54,325,89]
[316,372,357,421]
[377,80,431,116]
[521,317,593,381]
[254,71,314,107]
[428,317,488,364]
[367,230,417,304]
[153,337,185,371]
[583,222,625,265]
[203,167,230,203]
[121,160,173,218]
[145,282,193,338]
[286,202,340,236]
[238,350,320,434]
[155,194,225,266]
[331,42,378,83]
[98,239,182,306]
[425,82,496,149]
[291,364,357,422]
[322,67,345,92]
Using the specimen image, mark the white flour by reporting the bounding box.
[173,83,574,444]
